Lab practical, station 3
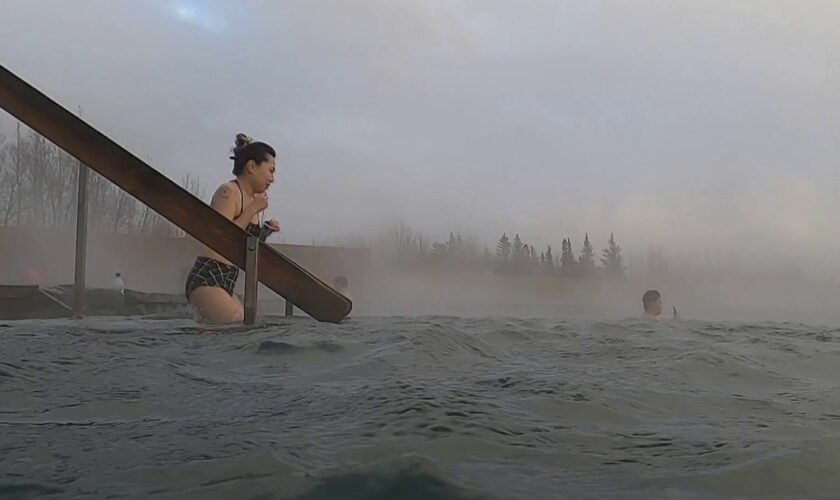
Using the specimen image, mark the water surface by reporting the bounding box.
[2,315,840,499]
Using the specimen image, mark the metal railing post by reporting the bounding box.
[244,236,259,325]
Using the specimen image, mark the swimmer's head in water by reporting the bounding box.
[230,133,276,193]
[643,290,662,316]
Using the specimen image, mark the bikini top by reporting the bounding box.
[233,179,262,238]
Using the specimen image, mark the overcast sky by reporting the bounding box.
[2,0,839,267]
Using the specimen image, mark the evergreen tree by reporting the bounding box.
[560,238,577,277]
[601,232,624,278]
[510,234,524,274]
[578,233,596,277]
[545,245,555,274]
[496,233,511,261]
[512,234,524,262]
[523,243,531,268]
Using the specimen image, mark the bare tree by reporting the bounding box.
[0,122,206,237]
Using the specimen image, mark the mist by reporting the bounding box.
[3,0,840,321]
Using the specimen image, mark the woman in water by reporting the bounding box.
[185,133,280,323]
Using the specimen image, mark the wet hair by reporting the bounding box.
[643,290,661,312]
[229,133,276,176]
[333,276,348,288]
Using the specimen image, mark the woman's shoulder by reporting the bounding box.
[213,180,238,197]
[211,180,240,205]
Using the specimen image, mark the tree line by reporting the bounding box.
[494,232,623,277]
[0,122,202,236]
[369,223,625,278]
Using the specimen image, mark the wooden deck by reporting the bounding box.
[0,285,188,320]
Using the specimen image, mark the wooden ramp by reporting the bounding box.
[0,65,351,323]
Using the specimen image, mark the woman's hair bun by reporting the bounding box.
[229,133,253,159]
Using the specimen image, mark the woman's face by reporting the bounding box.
[246,156,276,193]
